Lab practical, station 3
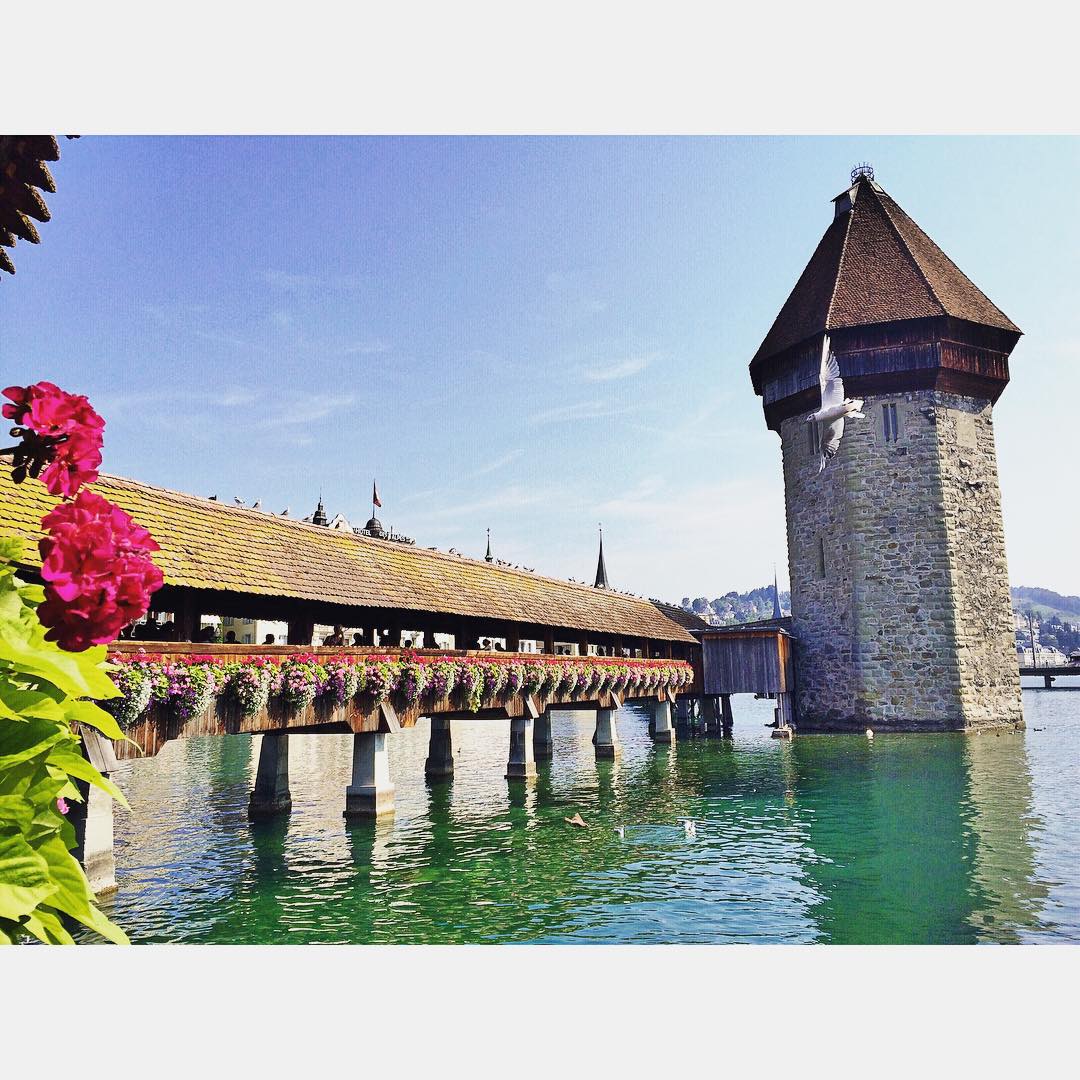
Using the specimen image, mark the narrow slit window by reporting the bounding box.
[817,537,826,579]
[883,403,900,443]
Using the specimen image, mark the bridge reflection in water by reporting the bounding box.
[101,696,1070,944]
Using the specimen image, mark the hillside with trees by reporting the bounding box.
[680,585,788,625]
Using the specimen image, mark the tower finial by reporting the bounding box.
[850,162,874,184]
[485,527,493,563]
[594,523,609,589]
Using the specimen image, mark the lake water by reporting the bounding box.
[99,687,1080,944]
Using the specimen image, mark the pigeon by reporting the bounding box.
[564,813,589,828]
[808,334,865,473]
[280,507,290,517]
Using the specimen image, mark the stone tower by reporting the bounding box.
[750,168,1023,732]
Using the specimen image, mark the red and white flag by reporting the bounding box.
[372,480,382,508]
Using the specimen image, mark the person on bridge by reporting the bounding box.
[323,626,345,646]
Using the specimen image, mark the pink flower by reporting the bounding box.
[56,798,69,815]
[37,490,163,651]
[3,381,105,497]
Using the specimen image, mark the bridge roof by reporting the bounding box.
[0,466,695,643]
[750,174,1019,382]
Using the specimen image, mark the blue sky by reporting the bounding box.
[2,136,1077,600]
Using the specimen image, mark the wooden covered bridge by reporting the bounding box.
[1,466,718,891]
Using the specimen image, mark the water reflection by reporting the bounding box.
[97,694,1076,944]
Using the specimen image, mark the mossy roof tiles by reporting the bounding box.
[0,467,694,643]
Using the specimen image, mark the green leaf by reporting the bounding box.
[46,749,128,808]
[0,794,35,833]
[33,836,127,944]
[0,685,65,723]
[0,832,56,921]
[22,906,75,945]
[0,716,67,771]
[67,698,126,742]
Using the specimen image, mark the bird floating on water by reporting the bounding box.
[679,818,697,838]
[808,334,865,473]
[614,826,625,838]
[564,813,588,828]
[866,728,874,739]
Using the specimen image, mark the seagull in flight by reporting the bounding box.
[807,334,865,473]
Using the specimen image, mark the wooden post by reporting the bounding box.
[543,627,555,655]
[175,592,200,642]
[533,707,554,760]
[288,617,314,646]
[720,694,734,735]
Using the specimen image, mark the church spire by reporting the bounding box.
[594,525,609,589]
[485,527,493,563]
[772,565,783,620]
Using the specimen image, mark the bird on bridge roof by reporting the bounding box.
[233,496,244,506]
[808,334,865,473]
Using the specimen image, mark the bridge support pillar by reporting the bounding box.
[1044,674,1055,689]
[71,730,116,896]
[702,696,720,736]
[345,732,395,818]
[651,699,675,745]
[720,694,734,736]
[248,733,292,818]
[674,698,691,735]
[594,708,620,759]
[72,782,116,897]
[533,709,553,761]
[425,716,454,780]
[506,715,537,780]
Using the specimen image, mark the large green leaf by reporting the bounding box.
[0,832,56,921]
[66,698,126,743]
[0,716,66,771]
[33,836,127,944]
[22,906,75,945]
[46,748,128,807]
[0,794,35,833]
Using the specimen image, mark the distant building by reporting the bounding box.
[221,616,288,645]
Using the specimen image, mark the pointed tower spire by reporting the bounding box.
[312,491,328,527]
[485,527,493,563]
[772,565,783,620]
[594,524,609,589]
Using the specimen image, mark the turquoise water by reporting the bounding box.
[99,689,1080,944]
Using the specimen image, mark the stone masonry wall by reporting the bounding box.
[781,389,1022,732]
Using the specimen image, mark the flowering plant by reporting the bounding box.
[222,660,275,718]
[278,657,325,712]
[36,490,164,652]
[2,380,105,496]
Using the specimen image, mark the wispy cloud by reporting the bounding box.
[258,392,357,429]
[466,448,525,479]
[583,355,651,382]
[529,400,640,425]
[264,269,368,292]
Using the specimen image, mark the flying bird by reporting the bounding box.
[808,334,865,473]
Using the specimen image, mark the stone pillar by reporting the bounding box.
[533,709,553,761]
[506,715,537,780]
[425,716,454,780]
[652,699,676,745]
[248,732,292,818]
[71,779,116,897]
[594,708,620,759]
[674,698,691,734]
[720,694,734,735]
[344,731,395,818]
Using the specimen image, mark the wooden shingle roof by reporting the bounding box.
[750,174,1020,376]
[0,466,695,643]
